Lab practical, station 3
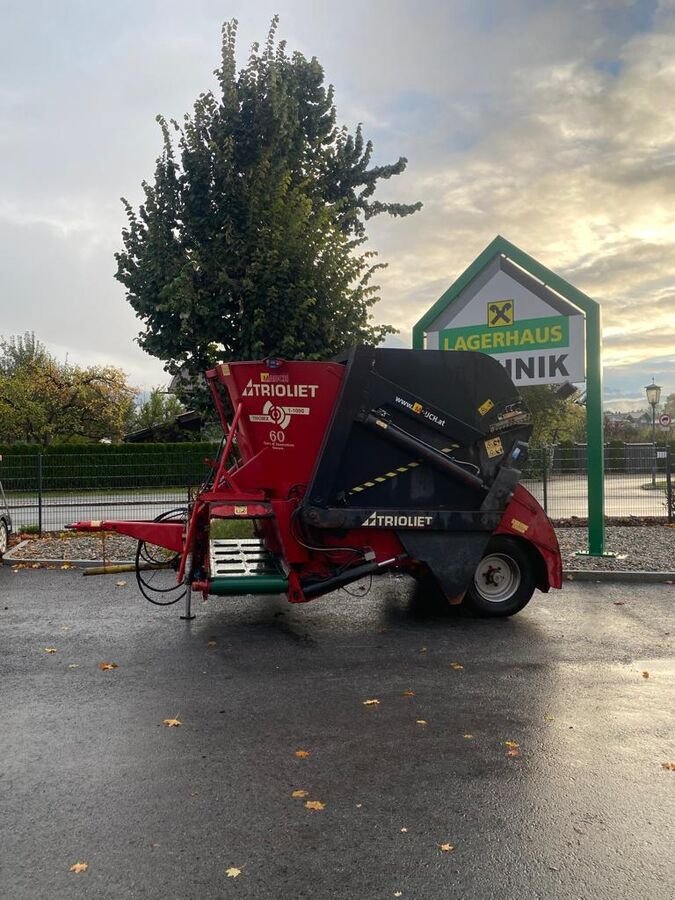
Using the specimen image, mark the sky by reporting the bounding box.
[1,0,674,411]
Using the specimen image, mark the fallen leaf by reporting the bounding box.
[226,867,241,878]
[419,646,427,653]
[99,661,118,671]
[32,563,41,568]
[661,762,675,771]
[450,662,464,670]
[506,748,520,757]
[416,719,428,726]
[544,715,555,722]
[641,671,650,679]
[60,563,72,570]
[504,740,519,749]
[294,749,310,759]
[304,800,325,811]
[363,698,380,706]
[402,690,415,697]
[115,580,127,587]
[400,827,408,833]
[463,733,474,739]
[67,664,80,669]
[439,843,455,852]
[162,716,182,728]
[291,790,309,798]
[69,862,88,873]
[44,648,57,654]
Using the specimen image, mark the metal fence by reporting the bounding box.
[521,444,673,520]
[1,442,672,533]
[1,446,218,533]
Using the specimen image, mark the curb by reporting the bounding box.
[564,570,675,583]
[3,558,136,567]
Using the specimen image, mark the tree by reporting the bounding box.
[0,332,49,375]
[116,17,421,403]
[664,393,675,417]
[0,335,136,445]
[520,385,586,446]
[129,388,185,432]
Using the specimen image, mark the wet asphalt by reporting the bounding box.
[1,567,674,900]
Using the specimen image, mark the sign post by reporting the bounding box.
[413,235,607,555]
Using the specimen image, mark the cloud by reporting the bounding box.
[0,0,673,408]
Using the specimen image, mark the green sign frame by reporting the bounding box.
[413,235,606,556]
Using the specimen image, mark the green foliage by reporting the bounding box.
[0,442,219,491]
[0,333,136,445]
[664,392,675,417]
[520,385,586,447]
[129,388,185,432]
[116,17,421,403]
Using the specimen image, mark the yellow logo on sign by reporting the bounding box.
[487,300,514,327]
[412,402,423,414]
[260,372,269,382]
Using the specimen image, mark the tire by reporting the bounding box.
[466,536,537,617]
[0,520,8,557]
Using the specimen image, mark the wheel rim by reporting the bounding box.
[0,523,7,554]
[473,553,521,603]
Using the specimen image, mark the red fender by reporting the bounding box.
[494,485,562,591]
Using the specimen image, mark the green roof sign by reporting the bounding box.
[413,236,586,386]
[413,235,608,556]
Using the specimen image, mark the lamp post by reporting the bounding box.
[645,379,662,487]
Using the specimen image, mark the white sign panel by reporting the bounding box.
[425,256,586,386]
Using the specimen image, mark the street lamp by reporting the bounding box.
[645,379,662,486]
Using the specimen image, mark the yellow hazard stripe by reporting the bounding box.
[348,459,423,496]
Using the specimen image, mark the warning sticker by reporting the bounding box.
[510,518,529,534]
[484,436,503,458]
[478,398,494,416]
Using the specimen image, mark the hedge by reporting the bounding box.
[0,442,221,491]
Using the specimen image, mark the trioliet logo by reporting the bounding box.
[362,512,433,528]
[242,379,318,398]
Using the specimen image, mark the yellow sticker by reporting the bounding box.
[260,372,269,382]
[234,506,248,516]
[510,518,529,534]
[219,363,230,376]
[412,402,423,414]
[484,437,503,458]
[478,399,494,416]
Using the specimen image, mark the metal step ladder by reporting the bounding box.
[208,539,288,595]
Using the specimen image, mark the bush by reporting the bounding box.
[0,442,220,491]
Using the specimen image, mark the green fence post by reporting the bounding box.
[542,446,548,514]
[37,454,43,536]
[584,304,605,554]
[667,444,673,524]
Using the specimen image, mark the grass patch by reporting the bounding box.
[210,519,255,540]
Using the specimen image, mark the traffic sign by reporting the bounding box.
[659,413,672,428]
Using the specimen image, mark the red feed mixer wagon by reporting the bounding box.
[70,347,562,618]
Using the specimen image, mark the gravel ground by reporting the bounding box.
[4,525,675,572]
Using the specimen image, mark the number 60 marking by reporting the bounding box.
[269,430,286,443]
